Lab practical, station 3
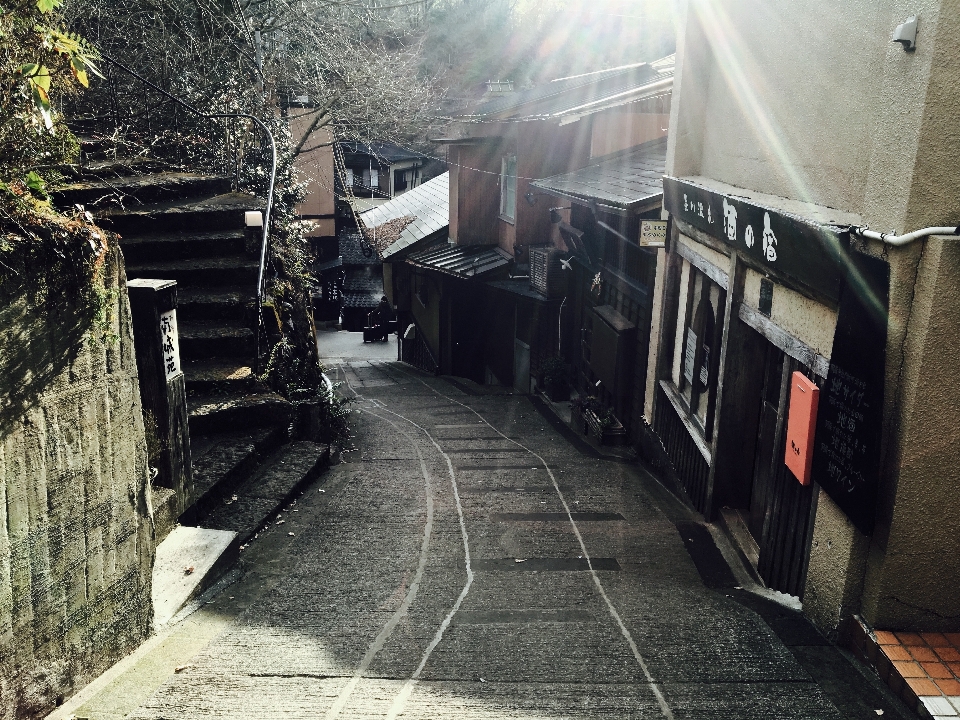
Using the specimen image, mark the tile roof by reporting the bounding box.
[530,137,667,212]
[341,273,383,308]
[407,243,511,278]
[361,173,450,259]
[339,230,381,265]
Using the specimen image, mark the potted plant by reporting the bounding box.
[539,355,569,402]
[571,395,626,445]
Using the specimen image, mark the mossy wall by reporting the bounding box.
[0,246,154,719]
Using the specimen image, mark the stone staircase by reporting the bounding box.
[53,161,331,550]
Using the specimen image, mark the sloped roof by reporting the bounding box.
[339,142,424,164]
[341,274,383,309]
[530,137,667,212]
[339,230,381,265]
[407,244,511,278]
[361,173,450,259]
[467,55,674,121]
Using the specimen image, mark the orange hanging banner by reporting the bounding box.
[785,371,820,486]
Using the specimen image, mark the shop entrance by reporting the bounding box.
[744,338,819,599]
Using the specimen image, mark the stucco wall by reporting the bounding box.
[0,248,154,718]
[669,0,942,226]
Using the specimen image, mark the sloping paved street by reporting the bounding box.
[77,360,908,720]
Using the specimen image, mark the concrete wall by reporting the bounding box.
[666,0,960,630]
[0,248,154,718]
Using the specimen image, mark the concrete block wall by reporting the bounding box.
[0,247,154,719]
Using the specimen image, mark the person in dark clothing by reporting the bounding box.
[367,296,392,342]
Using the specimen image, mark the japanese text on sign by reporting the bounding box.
[159,309,181,380]
[816,365,868,493]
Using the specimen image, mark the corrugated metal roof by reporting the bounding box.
[361,173,450,260]
[530,137,667,212]
[407,244,511,278]
[468,55,674,120]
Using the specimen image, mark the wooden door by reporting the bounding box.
[748,346,818,599]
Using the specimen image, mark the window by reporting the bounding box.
[669,259,726,440]
[500,154,517,221]
[344,168,354,187]
[370,168,379,189]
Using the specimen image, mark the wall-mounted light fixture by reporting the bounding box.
[892,15,918,51]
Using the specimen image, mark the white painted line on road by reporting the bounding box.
[337,369,476,720]
[391,366,676,720]
[323,371,438,720]
[371,406,475,720]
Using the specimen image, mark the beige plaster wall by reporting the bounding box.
[291,123,335,218]
[0,248,154,718]
[670,0,942,227]
[861,235,960,630]
[805,490,871,636]
[741,268,837,358]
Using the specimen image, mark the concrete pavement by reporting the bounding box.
[55,361,911,720]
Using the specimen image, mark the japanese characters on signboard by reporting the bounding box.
[159,309,181,380]
[661,177,848,305]
[639,220,667,247]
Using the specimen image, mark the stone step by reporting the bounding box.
[202,441,330,543]
[97,193,261,235]
[53,172,233,208]
[177,286,253,323]
[151,486,179,544]
[183,358,255,393]
[188,391,292,437]
[185,426,286,523]
[151,526,239,627]
[179,321,255,359]
[119,229,247,264]
[126,256,259,287]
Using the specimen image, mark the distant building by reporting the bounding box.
[430,56,674,446]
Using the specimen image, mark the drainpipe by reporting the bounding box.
[850,225,960,247]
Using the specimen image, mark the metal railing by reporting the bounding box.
[93,55,277,373]
[400,320,439,375]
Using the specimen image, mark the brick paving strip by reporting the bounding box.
[850,619,960,717]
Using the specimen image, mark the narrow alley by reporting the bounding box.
[58,356,908,720]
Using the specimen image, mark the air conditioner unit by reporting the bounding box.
[529,246,566,298]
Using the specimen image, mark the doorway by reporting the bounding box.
[746,341,819,599]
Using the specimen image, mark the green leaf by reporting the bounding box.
[71,57,88,87]
[32,83,50,110]
[24,172,48,199]
[18,62,39,77]
[30,66,51,92]
[36,0,63,12]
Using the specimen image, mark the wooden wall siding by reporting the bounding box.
[590,108,671,159]
[654,384,712,515]
[755,355,819,599]
[456,144,502,246]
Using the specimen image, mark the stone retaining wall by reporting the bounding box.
[0,247,154,719]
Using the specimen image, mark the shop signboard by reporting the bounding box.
[664,176,890,535]
[810,253,889,534]
[663,177,848,304]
